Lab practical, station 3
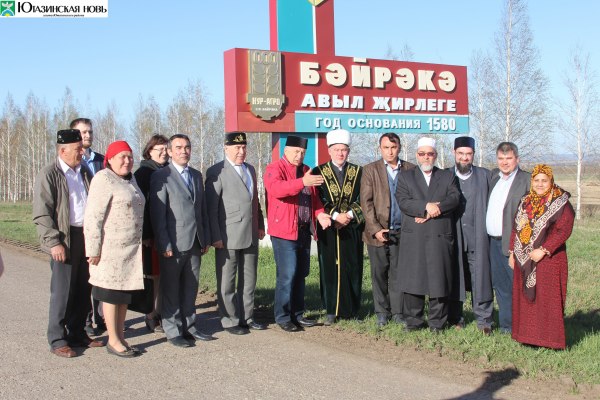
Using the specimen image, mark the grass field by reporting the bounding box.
[2,201,599,387]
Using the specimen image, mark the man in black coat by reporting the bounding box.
[70,117,106,336]
[396,137,460,332]
[447,137,493,335]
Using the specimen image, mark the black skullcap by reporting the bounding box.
[454,136,475,150]
[285,135,308,149]
[225,132,247,145]
[57,129,82,144]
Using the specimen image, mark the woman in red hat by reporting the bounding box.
[84,140,145,357]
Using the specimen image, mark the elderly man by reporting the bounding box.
[205,132,266,335]
[33,129,105,358]
[264,135,330,332]
[361,133,415,327]
[447,137,493,335]
[150,134,214,347]
[313,129,365,325]
[486,142,530,334]
[70,117,107,337]
[396,137,460,332]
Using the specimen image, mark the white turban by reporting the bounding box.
[326,129,351,147]
[417,137,436,149]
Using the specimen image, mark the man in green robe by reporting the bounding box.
[314,129,364,325]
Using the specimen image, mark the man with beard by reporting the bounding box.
[447,137,493,335]
[396,137,460,332]
[313,129,364,325]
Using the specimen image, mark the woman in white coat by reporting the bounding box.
[84,140,145,358]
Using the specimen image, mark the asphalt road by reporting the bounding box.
[0,244,525,400]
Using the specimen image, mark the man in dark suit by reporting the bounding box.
[485,142,530,334]
[396,137,460,332]
[447,137,493,335]
[361,133,415,328]
[150,134,215,347]
[205,132,266,335]
[70,117,106,336]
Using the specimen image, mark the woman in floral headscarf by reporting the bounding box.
[509,164,574,349]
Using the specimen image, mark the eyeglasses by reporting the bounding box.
[417,152,436,157]
[151,147,167,153]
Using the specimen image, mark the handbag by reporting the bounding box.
[129,275,154,314]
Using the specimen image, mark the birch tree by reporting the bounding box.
[557,46,599,220]
[488,0,552,158]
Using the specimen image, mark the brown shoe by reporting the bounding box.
[51,345,77,358]
[72,335,105,348]
[479,326,492,336]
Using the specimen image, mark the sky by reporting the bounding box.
[1,0,599,134]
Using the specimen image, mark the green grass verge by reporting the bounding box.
[1,202,599,385]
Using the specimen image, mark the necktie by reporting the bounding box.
[182,169,193,194]
[238,165,252,197]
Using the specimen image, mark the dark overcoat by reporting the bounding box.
[449,165,493,303]
[396,167,460,297]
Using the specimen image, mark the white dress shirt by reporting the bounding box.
[58,157,87,227]
[486,168,518,236]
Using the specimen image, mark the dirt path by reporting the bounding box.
[0,244,595,399]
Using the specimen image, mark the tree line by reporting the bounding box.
[0,0,598,218]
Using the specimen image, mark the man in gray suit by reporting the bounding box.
[205,132,266,335]
[486,142,530,334]
[150,134,215,348]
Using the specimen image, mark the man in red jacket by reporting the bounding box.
[264,136,330,332]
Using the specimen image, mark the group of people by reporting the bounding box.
[32,120,574,360]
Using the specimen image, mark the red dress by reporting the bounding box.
[511,203,574,349]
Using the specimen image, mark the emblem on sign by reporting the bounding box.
[307,0,327,6]
[247,50,286,121]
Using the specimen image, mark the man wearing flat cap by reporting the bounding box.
[313,129,365,325]
[396,137,460,332]
[205,132,266,335]
[264,135,330,332]
[447,137,494,335]
[33,129,105,358]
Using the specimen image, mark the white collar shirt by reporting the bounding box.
[58,157,87,227]
[486,168,519,236]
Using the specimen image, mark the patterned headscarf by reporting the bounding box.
[513,164,570,301]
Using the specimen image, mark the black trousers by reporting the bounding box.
[47,227,92,349]
[403,293,448,330]
[366,230,403,318]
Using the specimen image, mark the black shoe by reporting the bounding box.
[279,321,301,332]
[404,324,425,333]
[107,343,139,357]
[145,317,158,333]
[323,315,336,326]
[391,314,405,325]
[186,331,216,341]
[225,326,250,335]
[295,317,317,328]
[168,336,193,348]
[244,320,268,330]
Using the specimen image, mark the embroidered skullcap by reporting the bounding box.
[225,132,247,146]
[285,135,308,149]
[417,137,436,149]
[56,129,82,144]
[454,136,475,150]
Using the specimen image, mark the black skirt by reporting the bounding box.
[92,285,136,305]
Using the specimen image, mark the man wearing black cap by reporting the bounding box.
[264,135,331,332]
[33,129,104,358]
[447,136,494,335]
[205,132,266,335]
